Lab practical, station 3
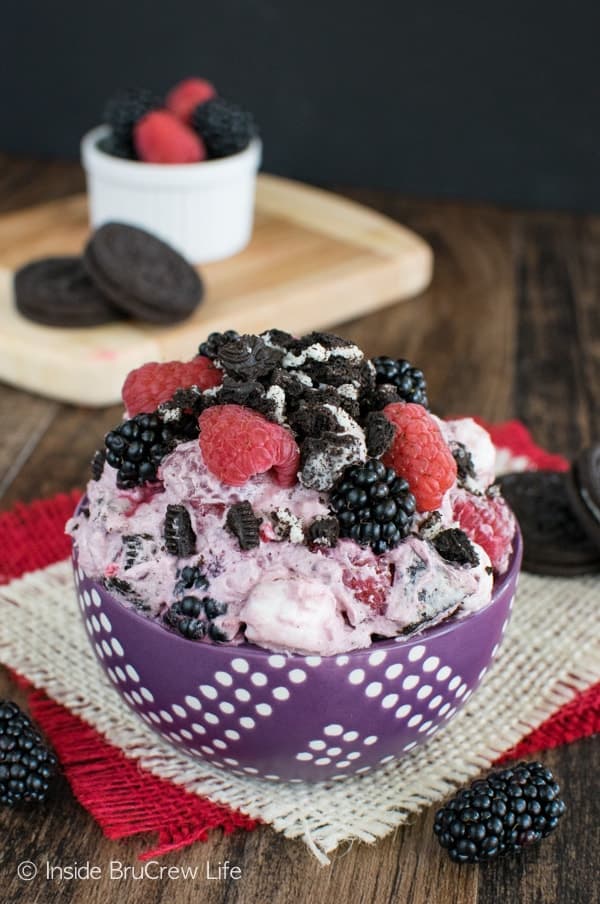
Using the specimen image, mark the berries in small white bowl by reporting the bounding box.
[81,78,261,263]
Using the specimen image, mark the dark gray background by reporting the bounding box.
[2,0,600,210]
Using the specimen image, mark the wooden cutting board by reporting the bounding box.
[0,174,432,406]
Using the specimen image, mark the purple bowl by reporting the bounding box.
[72,529,522,783]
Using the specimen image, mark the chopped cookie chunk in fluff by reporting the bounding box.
[67,329,517,656]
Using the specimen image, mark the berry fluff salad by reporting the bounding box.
[67,330,517,657]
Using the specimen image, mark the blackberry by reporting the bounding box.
[103,88,162,154]
[175,565,209,595]
[192,98,257,158]
[203,597,228,620]
[198,329,240,360]
[103,410,198,489]
[164,602,207,640]
[163,595,228,641]
[372,356,428,407]
[434,761,566,863]
[97,132,135,160]
[330,458,416,555]
[0,701,57,806]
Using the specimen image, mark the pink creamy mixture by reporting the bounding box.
[68,416,512,656]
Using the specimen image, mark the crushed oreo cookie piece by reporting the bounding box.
[362,384,403,413]
[294,331,357,353]
[307,516,339,548]
[91,449,105,481]
[432,528,479,567]
[226,501,261,549]
[217,334,283,380]
[300,431,366,491]
[198,329,240,360]
[217,376,279,420]
[364,411,395,457]
[270,367,307,402]
[270,508,305,543]
[260,328,295,350]
[164,504,197,557]
[157,386,206,421]
[417,511,444,540]
[122,533,153,570]
[288,402,341,439]
[104,577,148,610]
[296,356,362,390]
[451,441,477,484]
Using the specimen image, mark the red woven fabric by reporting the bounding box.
[0,420,597,858]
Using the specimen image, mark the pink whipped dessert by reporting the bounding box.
[68,330,516,656]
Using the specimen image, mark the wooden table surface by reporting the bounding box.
[0,156,598,904]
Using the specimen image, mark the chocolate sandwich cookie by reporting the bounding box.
[83,223,203,324]
[566,445,600,554]
[14,257,122,327]
[497,470,600,576]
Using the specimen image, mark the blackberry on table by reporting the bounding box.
[103,88,162,152]
[103,410,199,489]
[371,356,429,407]
[198,329,240,360]
[330,458,416,555]
[192,98,257,158]
[434,761,566,863]
[0,701,57,807]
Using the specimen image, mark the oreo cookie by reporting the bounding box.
[566,445,600,555]
[83,223,203,324]
[14,257,122,327]
[497,470,600,576]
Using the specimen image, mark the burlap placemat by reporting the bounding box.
[0,557,598,863]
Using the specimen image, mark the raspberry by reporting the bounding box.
[122,357,222,415]
[342,551,390,613]
[134,110,207,163]
[383,402,457,512]
[452,491,516,573]
[198,404,299,487]
[166,77,217,123]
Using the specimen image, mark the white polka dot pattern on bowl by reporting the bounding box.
[75,565,509,782]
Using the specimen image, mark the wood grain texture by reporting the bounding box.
[0,176,432,405]
[0,159,598,904]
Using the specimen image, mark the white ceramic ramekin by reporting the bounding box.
[81,126,262,264]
